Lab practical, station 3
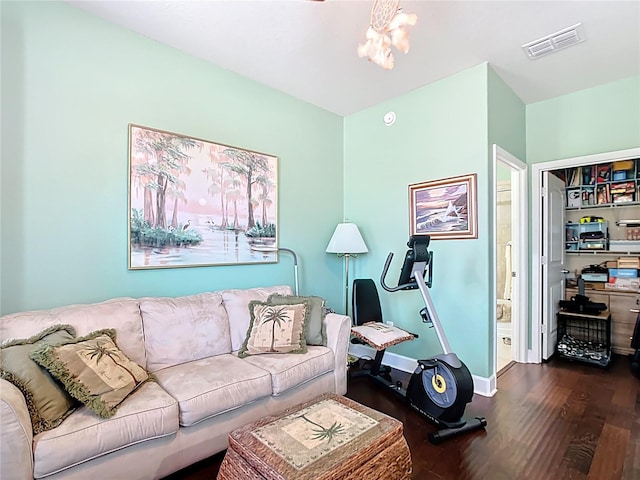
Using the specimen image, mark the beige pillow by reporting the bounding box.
[267,294,327,346]
[238,300,309,358]
[30,329,149,418]
[0,324,78,434]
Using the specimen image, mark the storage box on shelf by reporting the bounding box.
[565,221,608,252]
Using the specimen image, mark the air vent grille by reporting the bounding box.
[522,23,585,59]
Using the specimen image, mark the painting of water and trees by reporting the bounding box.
[409,173,477,240]
[128,124,278,269]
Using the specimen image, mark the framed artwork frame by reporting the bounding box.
[128,124,278,269]
[408,173,478,240]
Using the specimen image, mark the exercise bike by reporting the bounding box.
[353,235,486,444]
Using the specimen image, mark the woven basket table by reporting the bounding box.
[217,392,411,480]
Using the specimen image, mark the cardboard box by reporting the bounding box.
[618,257,640,268]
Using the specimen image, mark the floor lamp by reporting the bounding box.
[326,223,368,317]
[278,247,299,295]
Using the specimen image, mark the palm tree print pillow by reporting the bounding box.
[30,329,149,418]
[238,300,310,358]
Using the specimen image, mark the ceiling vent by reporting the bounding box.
[522,23,585,59]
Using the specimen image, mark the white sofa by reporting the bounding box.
[0,286,351,480]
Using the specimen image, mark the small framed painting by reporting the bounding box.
[128,124,278,269]
[409,173,478,240]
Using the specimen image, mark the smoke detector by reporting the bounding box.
[522,23,586,59]
[383,112,396,126]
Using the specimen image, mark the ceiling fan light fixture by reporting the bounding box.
[357,0,417,70]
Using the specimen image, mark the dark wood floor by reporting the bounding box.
[165,355,640,480]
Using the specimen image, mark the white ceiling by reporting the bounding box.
[68,0,640,116]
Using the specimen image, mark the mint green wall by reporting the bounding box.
[487,67,526,354]
[527,76,640,162]
[488,68,526,162]
[0,2,345,314]
[344,65,494,377]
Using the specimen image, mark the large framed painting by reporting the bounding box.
[408,173,477,240]
[128,124,278,269]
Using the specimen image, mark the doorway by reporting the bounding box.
[493,145,528,377]
[496,169,513,371]
[530,147,640,362]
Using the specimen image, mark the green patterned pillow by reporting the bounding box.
[267,294,327,346]
[238,300,310,358]
[0,324,78,434]
[30,329,150,418]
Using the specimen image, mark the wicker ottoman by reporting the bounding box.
[217,393,411,480]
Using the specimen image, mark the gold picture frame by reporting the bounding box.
[408,173,478,240]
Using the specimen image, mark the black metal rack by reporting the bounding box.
[556,310,612,367]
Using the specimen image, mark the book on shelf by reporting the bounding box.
[567,168,579,186]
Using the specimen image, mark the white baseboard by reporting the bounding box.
[349,344,495,397]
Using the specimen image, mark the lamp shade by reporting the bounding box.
[325,223,369,254]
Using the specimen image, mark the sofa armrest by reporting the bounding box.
[323,313,351,395]
[1,378,33,480]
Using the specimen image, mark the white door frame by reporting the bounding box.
[530,147,640,363]
[493,145,528,369]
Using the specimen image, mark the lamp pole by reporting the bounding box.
[342,253,353,316]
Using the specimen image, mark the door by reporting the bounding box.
[541,172,566,360]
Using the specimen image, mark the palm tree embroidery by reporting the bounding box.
[85,339,140,385]
[260,307,291,352]
[298,414,346,443]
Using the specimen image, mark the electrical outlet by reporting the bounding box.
[386,321,394,327]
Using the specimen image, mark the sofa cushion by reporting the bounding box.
[0,298,147,369]
[0,325,78,434]
[140,292,231,372]
[241,346,335,395]
[268,294,327,346]
[32,381,178,479]
[30,329,150,419]
[152,354,272,427]
[221,286,293,351]
[238,300,309,358]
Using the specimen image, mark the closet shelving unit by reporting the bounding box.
[558,157,640,256]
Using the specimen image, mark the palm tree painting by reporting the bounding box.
[84,337,142,386]
[259,306,292,352]
[129,124,278,269]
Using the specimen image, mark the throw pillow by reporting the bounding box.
[0,324,78,434]
[30,329,150,418]
[267,294,327,346]
[238,300,310,358]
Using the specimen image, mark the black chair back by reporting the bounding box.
[352,279,383,326]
